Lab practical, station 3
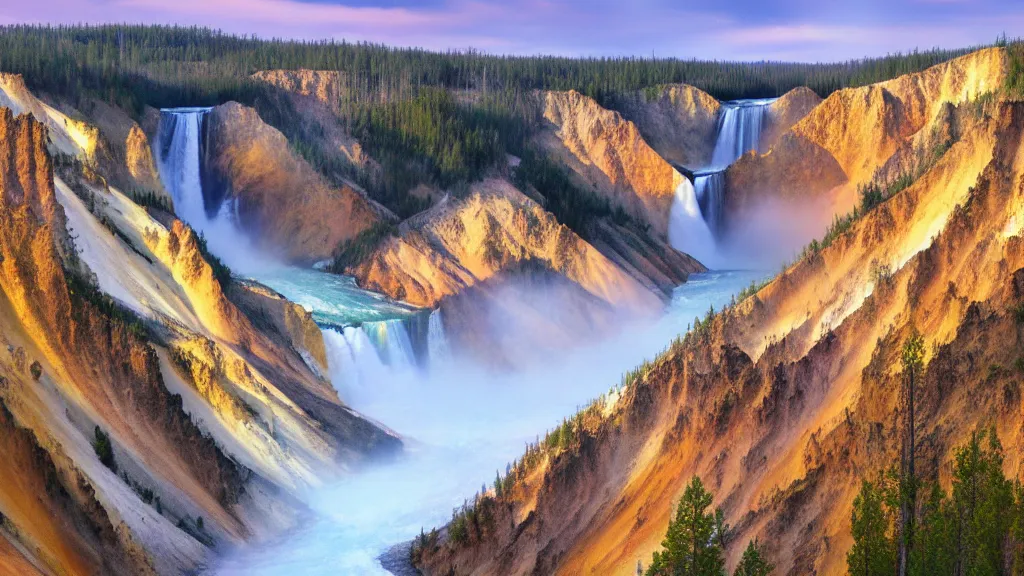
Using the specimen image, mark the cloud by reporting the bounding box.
[1,0,1020,60]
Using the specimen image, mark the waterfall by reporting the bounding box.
[157,108,213,225]
[362,319,418,370]
[669,98,775,268]
[693,169,726,238]
[156,107,260,274]
[709,98,775,168]
[428,309,451,365]
[668,179,718,268]
[323,327,387,395]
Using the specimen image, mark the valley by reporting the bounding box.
[0,23,1021,576]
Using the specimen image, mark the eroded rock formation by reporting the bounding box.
[204,102,395,263]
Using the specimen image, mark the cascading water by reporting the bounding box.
[693,169,726,238]
[668,98,775,267]
[668,179,718,268]
[157,108,213,226]
[709,98,775,167]
[427,309,451,365]
[362,319,417,369]
[157,107,260,274]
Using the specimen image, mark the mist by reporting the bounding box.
[211,270,766,575]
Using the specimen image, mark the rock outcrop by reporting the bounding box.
[205,102,395,263]
[251,69,345,112]
[612,84,721,169]
[250,69,379,173]
[228,280,329,376]
[759,86,822,151]
[538,90,689,237]
[724,48,1007,227]
[348,178,664,313]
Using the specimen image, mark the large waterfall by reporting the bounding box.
[155,107,451,398]
[709,98,775,167]
[156,107,256,273]
[668,98,775,267]
[157,108,213,226]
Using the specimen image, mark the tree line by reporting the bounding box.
[0,24,989,115]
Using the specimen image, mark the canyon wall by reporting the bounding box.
[538,90,690,238]
[612,84,720,169]
[416,62,1024,576]
[205,101,395,263]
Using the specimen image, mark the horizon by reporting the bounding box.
[1,0,1021,63]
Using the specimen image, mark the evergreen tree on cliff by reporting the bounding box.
[897,330,925,576]
[646,475,725,576]
[733,539,774,576]
[847,478,896,576]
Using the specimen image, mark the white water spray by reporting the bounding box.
[427,309,451,365]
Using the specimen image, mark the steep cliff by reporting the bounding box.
[538,90,689,237]
[228,280,329,376]
[0,74,171,206]
[726,47,1007,222]
[0,101,399,573]
[252,70,345,110]
[759,87,822,151]
[612,84,721,169]
[205,101,395,263]
[347,178,664,312]
[415,91,1024,576]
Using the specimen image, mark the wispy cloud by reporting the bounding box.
[0,0,1019,61]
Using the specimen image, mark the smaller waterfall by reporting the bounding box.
[323,327,387,394]
[709,98,774,168]
[362,319,418,369]
[427,309,451,365]
[668,179,718,268]
[693,170,726,238]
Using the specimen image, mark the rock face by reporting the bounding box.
[760,86,822,151]
[250,69,379,173]
[205,102,395,263]
[415,84,1024,576]
[0,74,172,207]
[348,178,664,313]
[228,280,329,376]
[792,47,1005,186]
[725,48,1007,225]
[0,102,399,574]
[612,84,721,169]
[539,90,689,237]
[251,69,345,112]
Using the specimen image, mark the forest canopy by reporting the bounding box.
[0,24,989,115]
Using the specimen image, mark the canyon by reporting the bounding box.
[0,28,1020,576]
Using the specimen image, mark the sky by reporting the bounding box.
[1,0,1021,62]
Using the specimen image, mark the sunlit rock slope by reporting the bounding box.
[0,90,398,574]
[415,50,1024,576]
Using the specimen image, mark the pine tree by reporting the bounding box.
[908,483,955,576]
[847,479,896,576]
[734,539,774,576]
[646,475,726,576]
[897,329,925,576]
[950,428,1014,576]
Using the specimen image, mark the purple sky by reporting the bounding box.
[1,0,1020,61]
